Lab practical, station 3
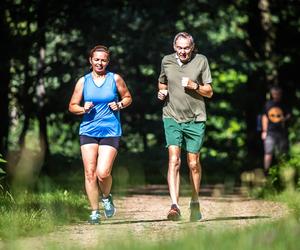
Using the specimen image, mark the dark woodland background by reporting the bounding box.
[1,0,299,185]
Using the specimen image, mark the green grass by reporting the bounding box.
[270,189,300,219]
[0,189,88,240]
[102,219,299,250]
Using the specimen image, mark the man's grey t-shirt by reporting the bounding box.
[158,53,212,123]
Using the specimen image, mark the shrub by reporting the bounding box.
[269,154,300,191]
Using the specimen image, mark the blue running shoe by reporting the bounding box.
[102,194,116,218]
[189,201,202,222]
[89,210,101,225]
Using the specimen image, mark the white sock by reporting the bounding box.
[91,210,99,215]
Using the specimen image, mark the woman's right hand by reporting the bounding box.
[84,102,94,113]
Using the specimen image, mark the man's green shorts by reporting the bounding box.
[163,118,206,153]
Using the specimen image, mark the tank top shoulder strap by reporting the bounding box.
[106,71,117,87]
[106,71,114,79]
[83,72,92,84]
[82,72,92,96]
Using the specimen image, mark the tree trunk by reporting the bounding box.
[18,54,32,147]
[258,0,278,84]
[36,1,49,162]
[244,0,277,162]
[36,47,49,157]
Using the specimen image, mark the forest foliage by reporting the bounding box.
[1,0,299,178]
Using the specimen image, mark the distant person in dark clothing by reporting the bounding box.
[261,86,291,172]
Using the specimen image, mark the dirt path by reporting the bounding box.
[2,185,290,249]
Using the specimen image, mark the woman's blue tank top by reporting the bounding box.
[79,72,122,137]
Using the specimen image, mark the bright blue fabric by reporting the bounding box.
[79,72,122,137]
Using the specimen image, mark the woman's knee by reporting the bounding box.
[97,169,111,180]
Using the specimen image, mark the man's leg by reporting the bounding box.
[187,152,202,221]
[167,145,181,220]
[264,153,273,172]
[168,145,181,205]
[187,152,201,202]
[183,121,205,221]
[264,135,275,173]
[163,118,182,220]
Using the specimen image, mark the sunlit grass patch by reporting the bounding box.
[269,190,300,219]
[0,207,54,239]
[0,189,88,239]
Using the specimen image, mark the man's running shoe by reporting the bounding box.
[189,201,202,222]
[167,204,181,221]
[102,194,116,218]
[89,210,101,225]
